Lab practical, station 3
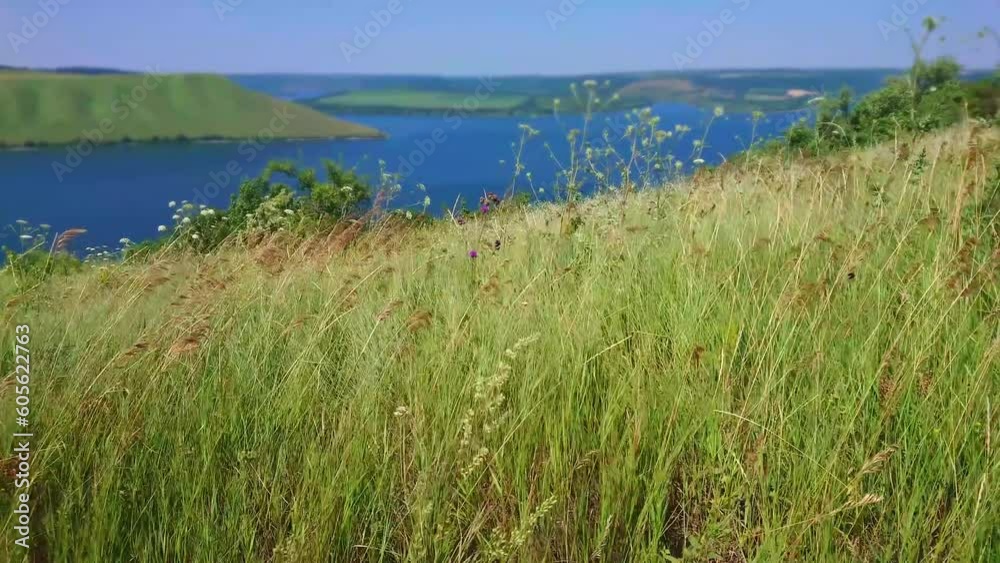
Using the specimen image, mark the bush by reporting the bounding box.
[848,80,916,145]
[2,248,82,288]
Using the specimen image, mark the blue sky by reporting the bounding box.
[1,0,996,74]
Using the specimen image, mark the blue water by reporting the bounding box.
[1,104,806,255]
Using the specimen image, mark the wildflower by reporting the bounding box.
[405,211,414,220]
[191,233,200,240]
[172,214,181,221]
[538,188,545,194]
[469,250,478,259]
[284,209,295,215]
[200,209,214,216]
[553,98,561,106]
[693,139,703,148]
[199,204,206,210]
[15,219,28,225]
[694,158,706,165]
[675,161,684,169]
[168,201,177,208]
[714,106,725,117]
[393,406,409,417]
[157,225,168,233]
[182,217,192,225]
[341,185,353,193]
[119,238,132,245]
[423,195,431,208]
[39,224,51,230]
[480,204,490,214]
[19,234,32,240]
[583,79,598,89]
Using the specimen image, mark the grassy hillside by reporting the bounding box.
[0,71,383,147]
[1,125,996,560]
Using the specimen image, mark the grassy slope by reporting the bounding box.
[1,127,998,561]
[0,72,383,146]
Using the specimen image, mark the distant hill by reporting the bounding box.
[230,68,995,116]
[0,71,383,148]
[229,69,904,115]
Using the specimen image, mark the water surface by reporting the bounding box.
[2,104,805,254]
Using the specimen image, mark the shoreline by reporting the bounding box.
[0,133,388,152]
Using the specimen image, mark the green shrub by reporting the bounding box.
[2,248,82,288]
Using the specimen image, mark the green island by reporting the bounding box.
[0,71,383,148]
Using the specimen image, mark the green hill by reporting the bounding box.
[0,71,383,147]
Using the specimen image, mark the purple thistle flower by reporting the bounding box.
[468,250,478,259]
[480,204,490,214]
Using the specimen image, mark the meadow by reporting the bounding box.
[0,121,996,560]
[0,72,382,148]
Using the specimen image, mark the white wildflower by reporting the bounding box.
[168,201,177,208]
[157,225,168,233]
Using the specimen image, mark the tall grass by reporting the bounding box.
[1,125,997,561]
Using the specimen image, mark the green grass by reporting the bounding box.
[0,126,997,561]
[0,72,383,147]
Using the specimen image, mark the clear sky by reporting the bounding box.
[1,0,996,74]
